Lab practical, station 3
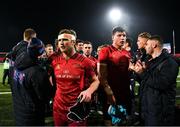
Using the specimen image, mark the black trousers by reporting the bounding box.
[2,69,9,84]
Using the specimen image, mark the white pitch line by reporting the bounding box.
[0,92,11,94]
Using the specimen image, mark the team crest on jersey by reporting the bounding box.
[13,69,25,85]
[55,64,61,70]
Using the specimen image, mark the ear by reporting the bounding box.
[72,40,76,45]
[152,41,158,48]
[112,35,114,41]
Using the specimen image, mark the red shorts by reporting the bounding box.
[53,108,87,126]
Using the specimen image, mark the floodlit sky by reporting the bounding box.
[0,0,179,53]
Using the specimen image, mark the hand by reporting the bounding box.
[107,95,116,105]
[78,90,92,103]
[134,61,145,74]
[104,85,113,96]
[129,62,135,71]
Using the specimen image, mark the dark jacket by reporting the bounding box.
[12,52,52,125]
[11,40,28,61]
[138,51,179,125]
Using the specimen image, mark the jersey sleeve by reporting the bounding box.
[50,54,60,68]
[122,50,132,60]
[98,47,109,63]
[83,58,96,78]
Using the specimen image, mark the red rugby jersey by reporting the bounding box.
[98,45,131,105]
[84,56,97,88]
[51,53,95,111]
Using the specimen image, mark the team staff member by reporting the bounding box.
[7,28,37,88]
[12,38,52,125]
[131,35,179,125]
[51,29,99,126]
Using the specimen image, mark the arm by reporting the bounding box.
[97,63,113,94]
[97,62,116,104]
[78,74,99,103]
[130,60,147,80]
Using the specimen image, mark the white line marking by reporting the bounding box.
[0,92,11,94]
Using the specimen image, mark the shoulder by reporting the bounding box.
[98,45,113,58]
[75,53,89,63]
[99,45,112,52]
[167,55,178,67]
[49,52,61,62]
[121,49,131,58]
[121,49,129,54]
[75,54,93,66]
[15,41,27,48]
[51,53,63,66]
[157,52,178,70]
[90,56,97,62]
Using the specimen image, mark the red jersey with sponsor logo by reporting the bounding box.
[98,45,131,107]
[51,53,95,112]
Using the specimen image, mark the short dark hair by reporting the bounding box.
[59,29,77,38]
[83,41,92,45]
[126,38,133,48]
[149,35,163,47]
[45,44,53,48]
[112,26,126,35]
[76,39,83,45]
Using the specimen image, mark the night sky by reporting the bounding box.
[0,0,179,53]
